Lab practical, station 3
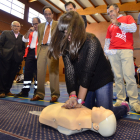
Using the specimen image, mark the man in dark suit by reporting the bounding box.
[30,7,60,102]
[64,1,87,28]
[0,21,25,98]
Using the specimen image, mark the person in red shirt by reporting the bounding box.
[104,4,140,113]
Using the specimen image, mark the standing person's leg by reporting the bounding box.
[5,59,20,95]
[33,58,37,95]
[108,52,126,106]
[120,50,140,113]
[32,46,48,100]
[95,82,128,120]
[136,75,138,84]
[139,73,140,85]
[14,49,36,97]
[0,58,9,97]
[47,47,60,101]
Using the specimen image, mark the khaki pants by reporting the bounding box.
[108,49,139,106]
[36,45,60,99]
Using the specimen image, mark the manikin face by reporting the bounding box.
[92,106,107,114]
[44,8,53,23]
[92,106,113,122]
[32,18,40,31]
[11,21,21,34]
[65,4,76,12]
[107,5,119,19]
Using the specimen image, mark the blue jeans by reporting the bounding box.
[85,82,127,120]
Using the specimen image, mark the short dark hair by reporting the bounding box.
[65,1,76,9]
[42,6,54,14]
[107,4,119,9]
[32,17,41,23]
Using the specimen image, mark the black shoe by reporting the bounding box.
[14,92,28,98]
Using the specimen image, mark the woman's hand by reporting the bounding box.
[62,97,78,109]
[62,97,83,109]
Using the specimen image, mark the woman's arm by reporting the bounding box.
[62,54,81,109]
[63,55,77,94]
[77,86,87,102]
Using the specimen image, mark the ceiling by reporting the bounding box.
[29,0,140,24]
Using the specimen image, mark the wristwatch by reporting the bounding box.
[77,99,85,104]
[117,22,121,27]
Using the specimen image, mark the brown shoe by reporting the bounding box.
[30,96,42,101]
[0,93,5,98]
[50,97,58,103]
[7,92,14,96]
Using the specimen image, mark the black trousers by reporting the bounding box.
[21,48,37,95]
[138,73,140,85]
[0,57,20,94]
[135,75,138,84]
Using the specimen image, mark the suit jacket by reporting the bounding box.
[0,30,25,63]
[37,20,57,57]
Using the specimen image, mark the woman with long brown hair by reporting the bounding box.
[48,11,129,120]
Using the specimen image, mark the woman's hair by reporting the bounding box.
[48,11,86,60]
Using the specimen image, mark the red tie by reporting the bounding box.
[43,23,50,44]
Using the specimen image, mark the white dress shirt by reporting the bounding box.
[22,31,38,49]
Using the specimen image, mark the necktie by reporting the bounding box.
[43,23,50,44]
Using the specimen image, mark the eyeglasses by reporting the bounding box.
[12,25,21,28]
[32,23,39,26]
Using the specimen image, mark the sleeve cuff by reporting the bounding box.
[22,36,29,42]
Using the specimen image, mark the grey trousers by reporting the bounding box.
[108,49,139,106]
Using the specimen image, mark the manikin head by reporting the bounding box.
[91,106,116,137]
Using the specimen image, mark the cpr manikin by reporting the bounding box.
[39,103,116,137]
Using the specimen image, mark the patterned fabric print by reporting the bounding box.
[0,100,140,140]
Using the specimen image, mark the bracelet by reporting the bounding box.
[69,95,77,99]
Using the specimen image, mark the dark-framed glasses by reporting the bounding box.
[32,23,39,26]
